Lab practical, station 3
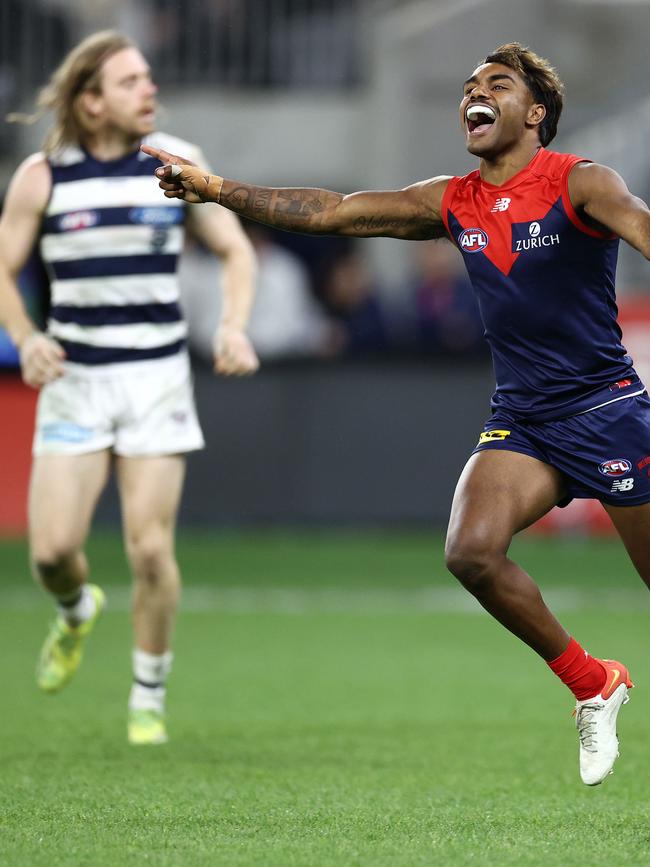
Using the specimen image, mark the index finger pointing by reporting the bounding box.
[140,144,175,163]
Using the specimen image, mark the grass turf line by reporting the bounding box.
[1,530,649,866]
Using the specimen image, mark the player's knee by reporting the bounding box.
[31,539,79,581]
[127,530,175,584]
[444,534,501,594]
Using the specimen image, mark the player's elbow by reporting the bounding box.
[320,196,354,236]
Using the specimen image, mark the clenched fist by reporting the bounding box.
[213,325,259,377]
[20,332,65,388]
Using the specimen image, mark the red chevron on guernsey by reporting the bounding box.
[438,147,631,422]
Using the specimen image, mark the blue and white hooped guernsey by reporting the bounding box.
[40,132,199,366]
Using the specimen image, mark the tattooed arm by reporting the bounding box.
[217,183,451,240]
[140,144,451,241]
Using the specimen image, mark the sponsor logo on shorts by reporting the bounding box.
[171,411,187,424]
[41,422,94,443]
[611,478,634,493]
[609,378,633,391]
[637,455,650,476]
[478,429,511,444]
[598,458,632,477]
[58,210,99,231]
[459,228,489,253]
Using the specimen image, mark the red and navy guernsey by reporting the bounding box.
[441,147,643,422]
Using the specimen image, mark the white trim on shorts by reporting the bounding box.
[575,388,646,416]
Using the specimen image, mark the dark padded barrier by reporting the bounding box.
[96,359,495,527]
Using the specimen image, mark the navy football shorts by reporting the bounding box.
[473,393,650,507]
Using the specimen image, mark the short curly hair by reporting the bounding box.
[483,42,564,146]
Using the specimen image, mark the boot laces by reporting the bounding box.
[575,702,602,753]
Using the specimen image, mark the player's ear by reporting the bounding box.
[527,103,546,130]
[79,90,102,119]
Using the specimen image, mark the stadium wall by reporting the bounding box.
[0,375,37,536]
[93,360,495,528]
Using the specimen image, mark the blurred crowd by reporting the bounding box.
[2,0,361,97]
[179,224,486,366]
[146,0,361,88]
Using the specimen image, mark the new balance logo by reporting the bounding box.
[611,478,634,493]
[491,197,511,212]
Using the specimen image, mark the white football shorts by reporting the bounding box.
[33,352,205,456]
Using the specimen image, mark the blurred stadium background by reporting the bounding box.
[2,0,650,534]
[2,5,650,865]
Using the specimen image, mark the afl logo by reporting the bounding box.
[59,210,98,231]
[529,222,541,237]
[459,228,489,253]
[598,458,632,477]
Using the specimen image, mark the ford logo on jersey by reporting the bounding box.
[598,458,632,477]
[129,207,183,226]
[459,228,489,253]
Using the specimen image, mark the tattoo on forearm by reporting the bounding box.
[253,188,272,219]
[227,186,253,211]
[275,190,326,223]
[222,184,334,231]
[353,215,410,233]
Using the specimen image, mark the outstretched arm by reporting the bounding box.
[568,162,650,259]
[141,144,450,241]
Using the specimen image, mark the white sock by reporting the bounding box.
[129,649,173,714]
[129,682,166,713]
[57,585,97,627]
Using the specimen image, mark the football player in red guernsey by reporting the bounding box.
[142,43,650,785]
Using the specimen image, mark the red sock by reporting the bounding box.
[547,637,606,701]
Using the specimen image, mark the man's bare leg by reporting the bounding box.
[446,449,632,785]
[603,500,650,590]
[446,450,570,658]
[30,451,110,691]
[29,451,110,595]
[117,454,185,744]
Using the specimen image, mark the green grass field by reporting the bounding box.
[1,530,649,867]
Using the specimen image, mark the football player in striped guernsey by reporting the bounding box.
[0,31,259,745]
[144,43,650,784]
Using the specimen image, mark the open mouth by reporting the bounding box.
[465,104,496,135]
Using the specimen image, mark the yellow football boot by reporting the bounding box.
[36,584,105,693]
[128,708,168,745]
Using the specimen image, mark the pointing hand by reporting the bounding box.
[140,144,223,204]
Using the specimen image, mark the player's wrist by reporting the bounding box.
[14,326,41,350]
[217,319,246,333]
[207,174,224,203]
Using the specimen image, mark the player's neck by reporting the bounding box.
[82,131,141,163]
[478,142,542,187]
